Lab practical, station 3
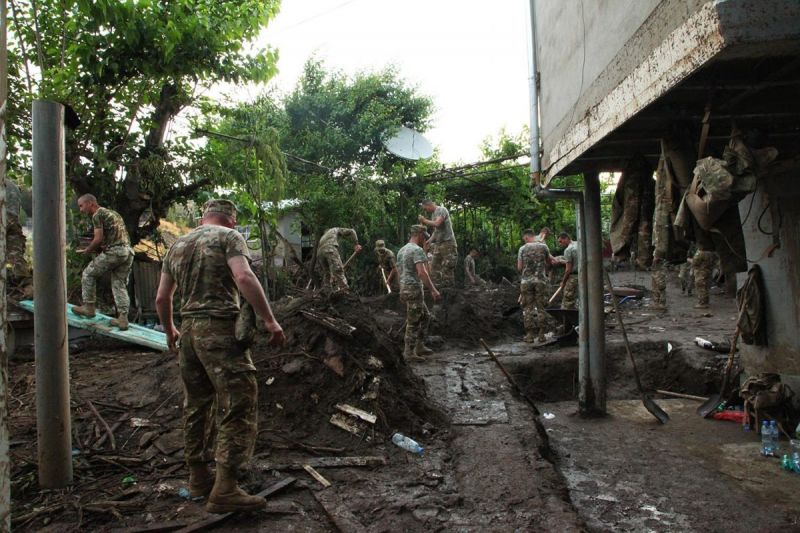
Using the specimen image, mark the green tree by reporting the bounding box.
[7,0,281,243]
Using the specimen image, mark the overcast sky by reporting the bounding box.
[250,0,531,165]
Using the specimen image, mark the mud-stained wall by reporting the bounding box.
[737,168,800,390]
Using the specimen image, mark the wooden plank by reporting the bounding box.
[258,456,388,472]
[303,464,332,488]
[300,310,356,337]
[335,404,377,425]
[18,300,168,351]
[313,490,365,533]
[111,522,187,533]
[175,477,296,533]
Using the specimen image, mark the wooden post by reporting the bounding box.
[0,0,11,526]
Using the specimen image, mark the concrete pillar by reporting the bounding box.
[583,171,606,416]
[32,100,73,488]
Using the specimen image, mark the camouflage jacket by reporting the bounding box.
[162,225,251,319]
[397,242,427,287]
[518,242,549,283]
[318,227,358,251]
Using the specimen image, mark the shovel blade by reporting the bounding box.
[696,394,722,418]
[643,396,670,424]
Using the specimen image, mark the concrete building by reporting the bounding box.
[532,0,800,406]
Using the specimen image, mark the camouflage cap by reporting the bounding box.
[409,224,430,238]
[375,239,386,249]
[203,199,237,219]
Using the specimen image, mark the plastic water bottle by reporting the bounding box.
[761,422,771,453]
[392,433,423,454]
[770,421,780,452]
[694,337,714,350]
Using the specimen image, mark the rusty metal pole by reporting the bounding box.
[33,100,73,488]
[583,171,606,416]
[0,0,10,525]
[575,198,590,415]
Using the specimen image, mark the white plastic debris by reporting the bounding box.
[266,377,275,386]
[543,413,556,420]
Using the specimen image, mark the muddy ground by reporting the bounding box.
[8,268,799,531]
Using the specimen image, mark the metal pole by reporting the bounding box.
[524,0,541,185]
[576,198,591,415]
[583,172,606,416]
[33,100,73,488]
[0,0,10,525]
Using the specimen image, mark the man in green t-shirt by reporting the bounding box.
[554,232,580,310]
[418,199,458,288]
[396,225,441,360]
[157,199,285,514]
[73,194,134,330]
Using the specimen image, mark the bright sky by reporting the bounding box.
[252,0,531,164]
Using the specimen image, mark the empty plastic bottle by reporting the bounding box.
[770,421,780,452]
[694,337,715,350]
[392,433,423,454]
[761,421,771,453]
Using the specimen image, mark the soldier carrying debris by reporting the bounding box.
[397,224,440,360]
[72,194,134,330]
[464,248,485,286]
[554,232,579,310]
[317,227,362,291]
[375,239,399,290]
[418,199,458,288]
[156,199,285,514]
[518,228,553,343]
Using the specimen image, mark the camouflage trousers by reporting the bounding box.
[520,281,548,333]
[637,220,653,268]
[679,262,694,295]
[7,215,30,280]
[432,240,458,288]
[319,247,348,291]
[82,246,133,312]
[179,317,258,470]
[400,285,430,355]
[693,251,714,305]
[651,262,667,308]
[562,276,579,310]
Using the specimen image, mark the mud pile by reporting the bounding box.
[252,290,446,446]
[429,285,525,344]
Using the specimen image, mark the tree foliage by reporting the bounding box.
[8,0,281,243]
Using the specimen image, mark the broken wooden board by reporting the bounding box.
[175,477,296,533]
[611,287,644,299]
[335,404,377,425]
[301,310,356,337]
[303,464,332,488]
[18,300,168,352]
[329,413,385,442]
[257,456,388,472]
[313,489,366,533]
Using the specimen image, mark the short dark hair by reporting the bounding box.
[421,199,434,206]
[558,232,570,240]
[471,248,478,253]
[540,227,551,235]
[523,228,536,237]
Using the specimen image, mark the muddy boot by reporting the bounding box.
[205,467,265,514]
[72,303,96,318]
[524,332,535,343]
[537,329,546,343]
[414,342,434,356]
[694,303,709,309]
[189,463,215,499]
[109,313,129,331]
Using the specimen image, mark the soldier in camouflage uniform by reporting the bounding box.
[464,249,485,286]
[396,225,441,360]
[6,179,31,283]
[692,249,715,309]
[419,199,458,288]
[679,244,696,296]
[156,199,285,514]
[650,259,667,311]
[375,240,399,290]
[555,233,580,310]
[72,194,134,330]
[317,227,361,291]
[518,229,553,343]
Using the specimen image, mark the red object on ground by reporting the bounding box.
[713,410,745,423]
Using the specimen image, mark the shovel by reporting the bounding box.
[380,267,392,294]
[604,271,669,424]
[696,322,742,418]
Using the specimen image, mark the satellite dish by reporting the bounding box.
[383,126,434,161]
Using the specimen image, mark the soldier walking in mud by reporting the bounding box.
[156,199,285,514]
[518,228,553,343]
[464,248,485,286]
[679,245,696,296]
[397,224,441,360]
[419,199,458,288]
[375,239,399,290]
[650,258,667,311]
[317,227,362,291]
[72,194,134,330]
[554,233,579,310]
[692,248,715,309]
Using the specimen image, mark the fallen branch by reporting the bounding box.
[303,464,332,488]
[258,456,387,472]
[96,412,130,449]
[11,504,67,526]
[86,400,117,451]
